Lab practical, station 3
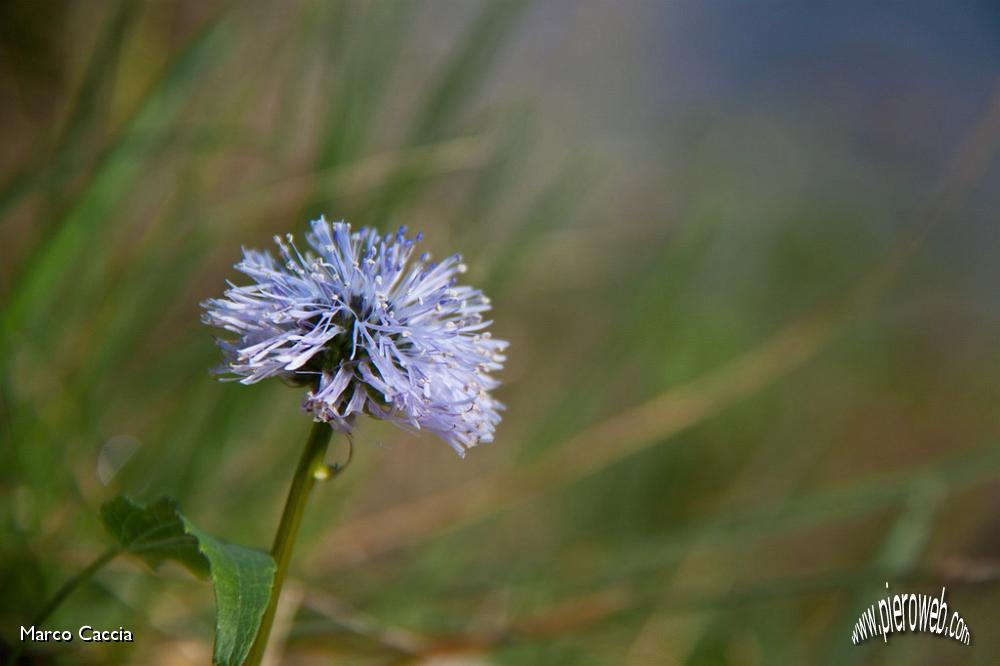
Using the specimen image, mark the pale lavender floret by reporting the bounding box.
[202,217,508,455]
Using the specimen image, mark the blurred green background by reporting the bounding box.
[2,1,999,664]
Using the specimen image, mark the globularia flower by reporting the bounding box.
[202,217,507,455]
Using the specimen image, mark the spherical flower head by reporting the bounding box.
[202,217,508,456]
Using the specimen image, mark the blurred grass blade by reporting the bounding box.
[2,9,233,337]
[411,0,529,143]
[211,135,493,228]
[483,160,593,295]
[369,0,529,224]
[313,3,411,172]
[606,452,980,583]
[0,1,139,221]
[456,104,533,244]
[821,481,945,665]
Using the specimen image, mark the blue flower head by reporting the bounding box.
[203,217,507,455]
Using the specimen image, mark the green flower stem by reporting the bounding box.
[246,420,334,666]
[7,546,120,666]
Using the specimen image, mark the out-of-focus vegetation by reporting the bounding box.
[1,1,999,664]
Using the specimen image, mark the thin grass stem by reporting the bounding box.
[7,546,120,666]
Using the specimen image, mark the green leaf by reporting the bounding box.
[101,496,275,666]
